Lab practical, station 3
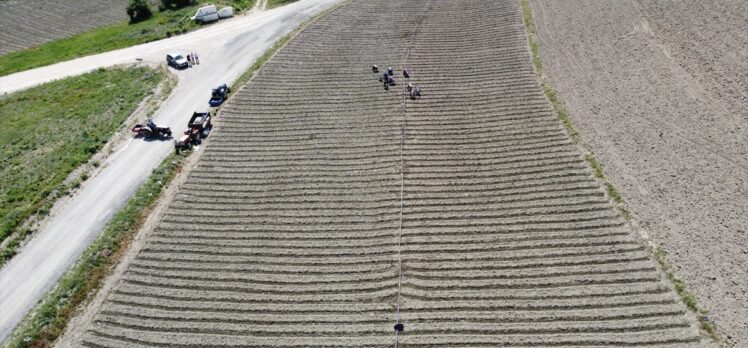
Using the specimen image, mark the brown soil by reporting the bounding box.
[529,0,748,346]
[64,0,715,346]
[0,0,127,55]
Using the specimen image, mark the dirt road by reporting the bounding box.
[529,0,747,345]
[0,0,340,341]
[68,0,710,346]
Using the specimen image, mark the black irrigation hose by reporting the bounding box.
[393,1,433,347]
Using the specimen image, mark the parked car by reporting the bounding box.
[191,5,220,23]
[166,53,188,69]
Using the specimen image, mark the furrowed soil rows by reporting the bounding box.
[77,0,710,346]
[529,0,747,345]
[0,0,126,56]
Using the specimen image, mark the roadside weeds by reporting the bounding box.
[519,0,722,344]
[0,65,171,267]
[3,152,186,348]
[2,3,352,346]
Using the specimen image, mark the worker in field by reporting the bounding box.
[372,65,379,73]
[387,66,394,76]
[403,68,410,79]
[407,83,413,92]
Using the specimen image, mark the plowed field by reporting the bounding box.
[76,0,711,346]
[0,0,126,56]
[528,0,747,345]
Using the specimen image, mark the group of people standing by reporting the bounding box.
[373,65,421,99]
[187,52,200,67]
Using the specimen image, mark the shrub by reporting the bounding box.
[160,0,196,10]
[126,0,152,23]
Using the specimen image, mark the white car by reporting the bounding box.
[166,53,189,69]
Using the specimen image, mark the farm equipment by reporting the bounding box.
[209,84,230,107]
[132,119,172,139]
[175,112,212,152]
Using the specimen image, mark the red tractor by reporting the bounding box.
[175,112,212,152]
[132,119,172,139]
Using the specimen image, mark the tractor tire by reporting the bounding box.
[140,128,153,138]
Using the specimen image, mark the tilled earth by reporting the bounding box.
[75,0,713,346]
[529,0,747,345]
[0,0,126,56]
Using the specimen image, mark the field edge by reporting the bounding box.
[2,151,187,348]
[519,0,723,344]
[27,3,352,346]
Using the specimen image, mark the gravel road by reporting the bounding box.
[0,0,340,341]
[529,0,747,345]
[68,0,712,346]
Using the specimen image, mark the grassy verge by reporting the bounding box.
[520,0,719,342]
[232,0,349,90]
[231,30,294,90]
[267,0,299,9]
[2,4,349,345]
[0,66,163,252]
[3,152,186,348]
[0,0,254,76]
[518,0,629,219]
[655,247,719,340]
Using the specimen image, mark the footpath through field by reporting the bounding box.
[0,0,340,341]
[72,0,713,346]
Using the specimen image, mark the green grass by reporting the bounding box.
[267,0,299,9]
[0,0,254,76]
[4,153,186,348]
[0,66,163,249]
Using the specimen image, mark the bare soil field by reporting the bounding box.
[0,0,126,55]
[70,0,713,346]
[528,0,747,346]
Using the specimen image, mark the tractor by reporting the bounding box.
[132,119,172,139]
[175,112,212,153]
[209,84,230,107]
